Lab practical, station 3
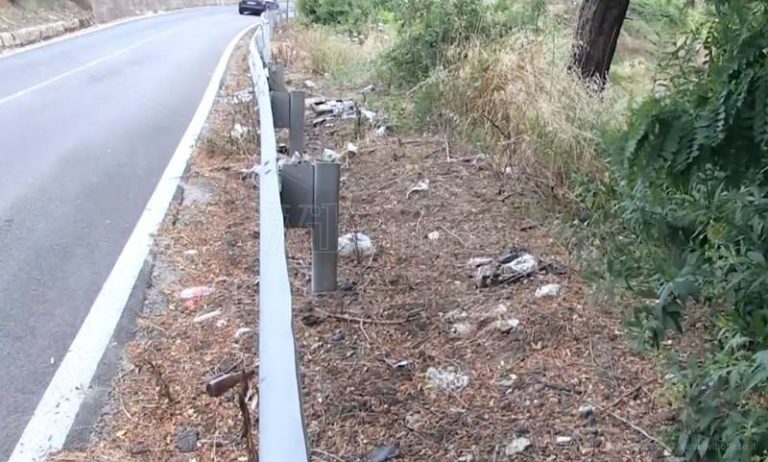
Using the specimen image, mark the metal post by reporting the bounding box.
[269,64,286,92]
[262,18,272,64]
[289,91,305,156]
[311,162,340,294]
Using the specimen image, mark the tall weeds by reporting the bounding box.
[418,35,629,191]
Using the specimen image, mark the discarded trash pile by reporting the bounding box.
[468,248,566,288]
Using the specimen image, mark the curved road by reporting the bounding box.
[0,7,257,459]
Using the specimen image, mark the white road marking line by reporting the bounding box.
[0,29,176,107]
[8,22,257,462]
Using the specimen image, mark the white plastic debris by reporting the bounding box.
[467,257,493,268]
[183,249,199,256]
[311,99,357,118]
[426,366,470,393]
[393,359,410,369]
[556,436,573,445]
[497,374,519,387]
[179,286,214,300]
[427,231,441,241]
[406,179,430,199]
[492,318,521,333]
[322,148,342,162]
[475,264,495,288]
[444,309,469,322]
[360,108,377,121]
[374,125,392,137]
[505,437,532,456]
[338,233,375,259]
[500,253,537,275]
[535,283,563,298]
[405,414,424,431]
[304,79,317,89]
[193,309,221,323]
[347,142,358,155]
[448,322,472,339]
[234,327,254,339]
[230,123,249,139]
[487,303,509,318]
[578,404,595,417]
[226,89,253,104]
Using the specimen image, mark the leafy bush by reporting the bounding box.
[586,1,768,459]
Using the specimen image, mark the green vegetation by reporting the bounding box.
[294,0,768,459]
[594,2,768,459]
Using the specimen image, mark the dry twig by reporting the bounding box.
[607,410,673,454]
[314,308,407,325]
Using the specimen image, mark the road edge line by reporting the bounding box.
[8,22,257,462]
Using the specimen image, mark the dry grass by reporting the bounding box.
[422,35,630,194]
[273,25,391,88]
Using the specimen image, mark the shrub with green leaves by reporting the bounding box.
[589,1,768,459]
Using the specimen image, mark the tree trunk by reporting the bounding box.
[569,0,630,87]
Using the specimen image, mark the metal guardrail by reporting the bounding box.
[248,12,310,462]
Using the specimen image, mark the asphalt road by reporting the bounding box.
[0,7,257,459]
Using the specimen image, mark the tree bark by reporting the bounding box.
[569,0,630,87]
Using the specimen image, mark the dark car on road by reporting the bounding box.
[239,0,266,15]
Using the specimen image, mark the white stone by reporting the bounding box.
[426,367,470,393]
[505,437,531,456]
[497,374,518,387]
[535,283,563,298]
[492,318,520,333]
[556,436,572,445]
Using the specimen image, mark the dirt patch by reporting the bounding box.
[49,32,260,462]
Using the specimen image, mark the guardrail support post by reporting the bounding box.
[289,91,305,156]
[311,162,340,294]
[268,64,286,92]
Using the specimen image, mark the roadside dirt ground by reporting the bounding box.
[52,23,679,462]
[276,25,678,462]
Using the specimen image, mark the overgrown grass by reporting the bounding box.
[274,24,390,88]
[413,34,629,192]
